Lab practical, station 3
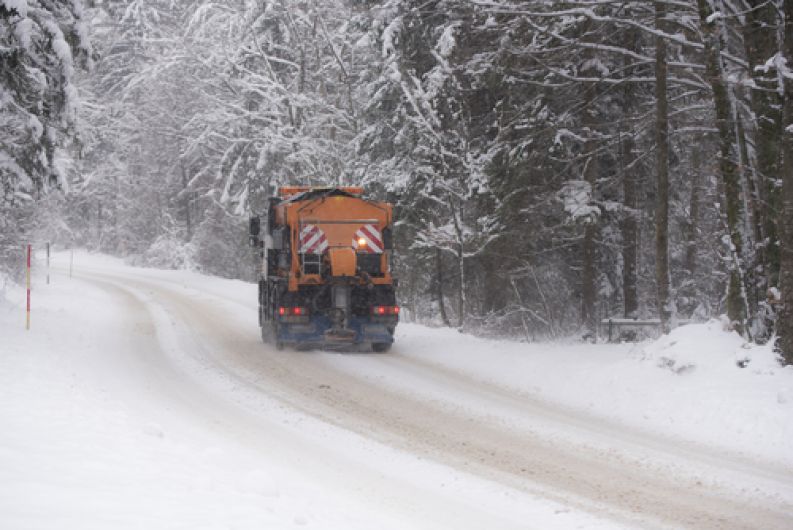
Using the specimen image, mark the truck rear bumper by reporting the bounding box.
[277,315,395,347]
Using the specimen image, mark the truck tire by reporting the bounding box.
[372,342,391,353]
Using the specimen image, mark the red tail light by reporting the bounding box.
[372,305,399,316]
[278,306,308,317]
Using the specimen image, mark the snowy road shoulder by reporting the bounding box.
[390,320,793,471]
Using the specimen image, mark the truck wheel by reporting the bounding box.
[372,342,391,353]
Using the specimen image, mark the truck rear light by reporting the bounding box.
[278,306,308,317]
[372,305,399,316]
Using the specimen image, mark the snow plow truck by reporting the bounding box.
[249,186,399,352]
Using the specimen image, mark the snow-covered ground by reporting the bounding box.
[393,319,793,468]
[0,259,382,529]
[1,250,792,529]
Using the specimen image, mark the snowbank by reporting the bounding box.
[394,319,793,467]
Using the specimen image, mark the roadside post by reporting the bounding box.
[70,249,74,279]
[26,244,31,330]
[46,242,50,285]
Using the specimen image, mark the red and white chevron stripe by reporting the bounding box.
[352,224,383,254]
[299,225,328,254]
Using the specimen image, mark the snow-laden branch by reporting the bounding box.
[472,1,748,69]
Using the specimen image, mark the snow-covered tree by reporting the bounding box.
[776,0,793,363]
[28,0,791,348]
[1,0,91,276]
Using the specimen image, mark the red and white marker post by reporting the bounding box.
[26,244,31,330]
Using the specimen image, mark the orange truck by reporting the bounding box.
[249,186,399,351]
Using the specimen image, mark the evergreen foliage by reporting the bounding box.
[1,0,792,360]
[1,0,91,278]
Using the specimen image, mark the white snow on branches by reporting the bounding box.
[2,0,27,17]
[382,16,402,58]
[560,180,599,222]
[436,22,461,58]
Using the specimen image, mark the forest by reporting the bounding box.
[1,0,792,361]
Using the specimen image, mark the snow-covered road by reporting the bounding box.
[2,252,792,529]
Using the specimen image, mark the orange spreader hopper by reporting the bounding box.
[278,186,364,198]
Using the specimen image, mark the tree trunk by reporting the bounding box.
[435,247,451,327]
[579,71,601,333]
[96,201,103,250]
[581,221,597,334]
[580,177,599,335]
[621,131,638,319]
[579,18,600,336]
[735,103,765,318]
[684,145,701,307]
[620,25,640,319]
[697,0,749,334]
[451,199,466,331]
[743,0,783,287]
[776,0,793,363]
[735,105,763,256]
[655,2,672,334]
[180,158,192,241]
[457,245,465,331]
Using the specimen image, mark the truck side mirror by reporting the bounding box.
[249,216,261,247]
[382,227,393,250]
